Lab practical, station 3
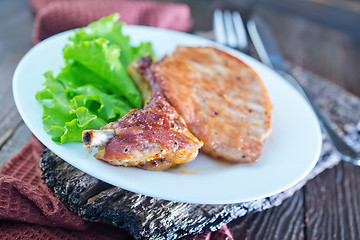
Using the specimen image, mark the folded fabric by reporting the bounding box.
[0,136,233,239]
[31,0,193,44]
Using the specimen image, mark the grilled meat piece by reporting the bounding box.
[146,46,272,163]
[83,57,203,171]
[90,96,202,170]
[84,46,272,169]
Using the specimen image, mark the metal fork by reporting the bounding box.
[213,9,249,54]
[213,9,360,166]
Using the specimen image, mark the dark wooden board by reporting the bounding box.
[0,123,31,169]
[40,149,311,240]
[253,7,360,97]
[0,0,33,156]
[305,162,360,239]
[228,190,305,240]
[41,149,297,240]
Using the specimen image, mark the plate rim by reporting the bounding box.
[13,25,322,204]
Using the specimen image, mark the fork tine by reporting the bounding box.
[232,11,249,52]
[223,11,237,48]
[213,9,227,45]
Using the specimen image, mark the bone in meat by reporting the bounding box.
[83,57,202,171]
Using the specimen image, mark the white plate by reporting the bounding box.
[13,26,322,204]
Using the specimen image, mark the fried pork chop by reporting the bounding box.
[83,58,203,171]
[83,46,272,170]
[146,46,272,163]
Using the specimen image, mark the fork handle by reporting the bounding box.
[277,70,360,165]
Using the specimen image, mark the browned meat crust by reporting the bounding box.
[96,96,202,170]
[83,46,272,169]
[83,56,203,171]
[147,46,272,163]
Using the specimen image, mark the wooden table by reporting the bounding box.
[1,0,360,239]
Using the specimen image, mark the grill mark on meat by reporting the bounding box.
[147,46,272,163]
[83,46,272,169]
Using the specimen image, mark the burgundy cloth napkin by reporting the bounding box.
[0,136,233,239]
[0,1,233,239]
[31,0,193,44]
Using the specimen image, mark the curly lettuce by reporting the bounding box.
[36,14,155,144]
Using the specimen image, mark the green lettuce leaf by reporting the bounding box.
[63,38,143,108]
[36,14,155,144]
[85,14,155,66]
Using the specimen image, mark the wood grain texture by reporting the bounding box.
[40,150,254,240]
[228,190,305,240]
[0,123,31,169]
[305,162,360,240]
[254,7,360,96]
[254,8,360,240]
[0,0,32,154]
